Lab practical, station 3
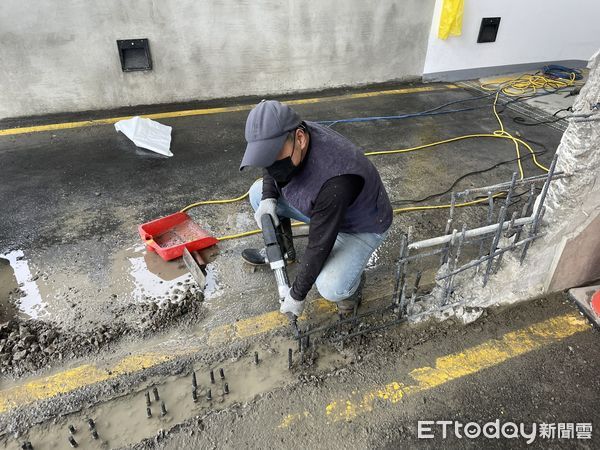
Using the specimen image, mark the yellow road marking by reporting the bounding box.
[280,312,590,426]
[0,85,458,137]
[0,352,180,414]
[0,299,336,414]
[0,305,585,416]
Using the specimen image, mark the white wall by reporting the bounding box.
[0,0,436,119]
[423,0,600,78]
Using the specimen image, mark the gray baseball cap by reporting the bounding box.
[239,100,301,171]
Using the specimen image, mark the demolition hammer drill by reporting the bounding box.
[260,214,299,335]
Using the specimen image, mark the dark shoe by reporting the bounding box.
[242,217,296,266]
[337,272,366,314]
[241,247,295,266]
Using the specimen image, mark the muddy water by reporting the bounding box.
[0,257,18,321]
[2,338,346,449]
[110,245,223,304]
[0,251,45,320]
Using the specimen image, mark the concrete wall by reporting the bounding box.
[0,0,435,119]
[457,53,600,307]
[423,0,600,81]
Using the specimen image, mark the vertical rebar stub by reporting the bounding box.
[91,430,99,440]
[210,370,215,384]
[192,388,198,403]
[219,368,225,380]
[288,348,293,369]
[192,371,197,389]
[145,391,151,406]
[68,436,78,448]
[224,383,229,395]
[206,388,212,401]
[146,407,152,418]
[68,424,76,434]
[152,386,160,401]
[87,418,95,430]
[161,401,167,416]
[254,351,259,365]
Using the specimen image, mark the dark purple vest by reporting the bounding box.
[282,122,393,234]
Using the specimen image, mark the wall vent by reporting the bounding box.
[117,39,152,72]
[477,18,501,43]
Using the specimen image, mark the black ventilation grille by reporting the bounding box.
[117,39,152,72]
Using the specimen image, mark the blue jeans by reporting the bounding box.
[249,180,387,302]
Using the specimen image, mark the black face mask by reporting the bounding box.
[267,133,301,185]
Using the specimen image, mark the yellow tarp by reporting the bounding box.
[438,0,464,39]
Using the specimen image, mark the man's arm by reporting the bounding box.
[290,174,364,300]
[261,169,280,200]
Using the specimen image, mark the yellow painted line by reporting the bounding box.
[0,299,336,414]
[279,312,590,427]
[0,85,458,137]
[0,352,180,414]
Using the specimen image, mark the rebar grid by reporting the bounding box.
[295,155,561,344]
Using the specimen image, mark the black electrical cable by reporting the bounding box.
[392,148,548,205]
[512,107,572,126]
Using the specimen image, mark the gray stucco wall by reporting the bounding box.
[0,0,435,119]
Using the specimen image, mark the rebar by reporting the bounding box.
[68,436,78,448]
[210,370,215,384]
[288,348,293,369]
[398,281,407,317]
[393,233,408,305]
[441,194,456,265]
[91,430,99,440]
[146,407,152,418]
[494,211,518,271]
[160,401,167,416]
[514,184,535,243]
[520,154,558,264]
[145,391,151,407]
[192,371,197,389]
[483,202,507,287]
[219,368,225,380]
[68,425,76,435]
[152,387,160,402]
[192,388,198,403]
[436,233,546,281]
[477,191,495,272]
[206,389,212,401]
[456,172,565,198]
[254,351,259,365]
[439,219,453,266]
[87,419,95,431]
[444,224,467,305]
[224,383,230,395]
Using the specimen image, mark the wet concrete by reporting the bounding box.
[132,295,600,449]
[2,293,597,448]
[0,80,566,381]
[1,336,346,449]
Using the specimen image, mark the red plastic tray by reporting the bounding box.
[138,212,218,261]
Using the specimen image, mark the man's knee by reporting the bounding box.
[315,274,357,302]
[248,179,263,211]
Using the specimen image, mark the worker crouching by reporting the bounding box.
[239,100,392,317]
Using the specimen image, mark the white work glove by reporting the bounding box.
[279,287,305,317]
[254,198,280,229]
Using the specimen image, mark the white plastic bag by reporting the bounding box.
[115,116,173,157]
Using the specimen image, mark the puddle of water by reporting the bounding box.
[0,250,46,320]
[127,246,189,303]
[2,337,346,449]
[113,245,222,303]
